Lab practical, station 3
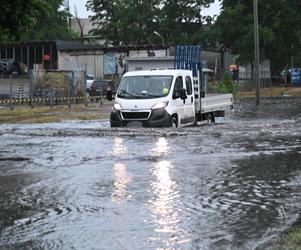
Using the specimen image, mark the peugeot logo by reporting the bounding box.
[134,105,137,108]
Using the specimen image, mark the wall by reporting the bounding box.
[0,77,29,98]
[58,50,104,77]
[126,57,174,72]
[129,49,168,58]
[239,60,271,80]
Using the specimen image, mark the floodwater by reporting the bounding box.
[0,98,301,250]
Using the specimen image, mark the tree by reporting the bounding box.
[0,0,74,43]
[0,0,47,42]
[86,0,215,46]
[213,0,301,75]
[158,0,214,45]
[20,0,74,41]
[86,0,161,46]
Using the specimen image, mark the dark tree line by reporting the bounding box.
[86,0,215,46]
[213,0,301,74]
[1,0,301,75]
[0,0,73,43]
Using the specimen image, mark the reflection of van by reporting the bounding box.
[87,79,115,96]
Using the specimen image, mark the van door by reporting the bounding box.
[184,75,195,124]
[172,76,186,125]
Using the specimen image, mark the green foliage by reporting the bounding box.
[21,0,75,41]
[213,0,301,75]
[0,0,47,42]
[86,0,215,46]
[0,0,74,43]
[218,72,233,93]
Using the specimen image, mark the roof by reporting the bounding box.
[123,69,192,77]
[126,56,174,61]
[0,40,56,47]
[56,40,168,51]
[0,40,168,51]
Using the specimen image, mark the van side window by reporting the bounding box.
[173,76,183,99]
[185,76,193,95]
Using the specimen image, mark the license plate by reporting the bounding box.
[126,121,143,127]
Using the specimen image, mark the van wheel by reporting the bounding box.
[170,116,178,128]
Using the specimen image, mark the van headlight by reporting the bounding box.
[113,103,122,111]
[151,101,168,110]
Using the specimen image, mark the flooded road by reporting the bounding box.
[0,98,301,249]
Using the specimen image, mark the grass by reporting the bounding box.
[0,102,111,124]
[235,86,301,98]
[1,87,301,124]
[272,227,301,250]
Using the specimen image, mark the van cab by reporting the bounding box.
[110,69,195,127]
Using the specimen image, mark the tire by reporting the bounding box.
[170,116,178,128]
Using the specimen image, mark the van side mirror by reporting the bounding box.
[180,88,187,100]
[106,89,113,101]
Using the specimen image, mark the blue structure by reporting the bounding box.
[291,68,301,86]
[174,45,203,89]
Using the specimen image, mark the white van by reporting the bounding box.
[109,69,233,128]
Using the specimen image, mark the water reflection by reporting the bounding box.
[151,160,178,231]
[150,137,170,156]
[148,137,188,246]
[110,137,127,157]
[149,160,190,246]
[111,163,131,203]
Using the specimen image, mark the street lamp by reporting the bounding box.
[253,0,261,105]
[153,31,165,46]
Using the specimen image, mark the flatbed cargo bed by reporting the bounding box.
[200,94,233,113]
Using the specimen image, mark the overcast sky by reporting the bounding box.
[68,0,221,18]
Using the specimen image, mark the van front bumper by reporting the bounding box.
[110,108,171,127]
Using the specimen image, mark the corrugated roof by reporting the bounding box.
[0,39,168,51]
[56,40,101,50]
[56,40,168,51]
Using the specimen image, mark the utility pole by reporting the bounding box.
[291,43,294,76]
[253,0,261,105]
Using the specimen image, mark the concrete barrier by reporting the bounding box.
[0,77,30,98]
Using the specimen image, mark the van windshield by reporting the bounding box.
[117,75,173,99]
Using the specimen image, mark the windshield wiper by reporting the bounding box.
[118,89,136,97]
[139,93,162,98]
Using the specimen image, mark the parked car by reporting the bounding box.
[0,60,22,75]
[85,74,95,89]
[87,79,115,96]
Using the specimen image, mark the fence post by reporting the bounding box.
[29,70,34,108]
[10,75,14,110]
[84,71,88,107]
[68,83,71,108]
[49,87,53,108]
[99,90,103,106]
[68,71,73,108]
[72,70,75,105]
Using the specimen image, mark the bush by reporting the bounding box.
[218,72,233,93]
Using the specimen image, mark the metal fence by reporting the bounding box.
[205,71,289,94]
[0,69,104,109]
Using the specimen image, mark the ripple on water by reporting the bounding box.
[1,108,301,249]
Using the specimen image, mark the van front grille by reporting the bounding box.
[121,111,150,120]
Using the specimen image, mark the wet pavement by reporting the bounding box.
[0,97,301,250]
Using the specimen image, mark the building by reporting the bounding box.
[0,41,57,71]
[0,40,169,77]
